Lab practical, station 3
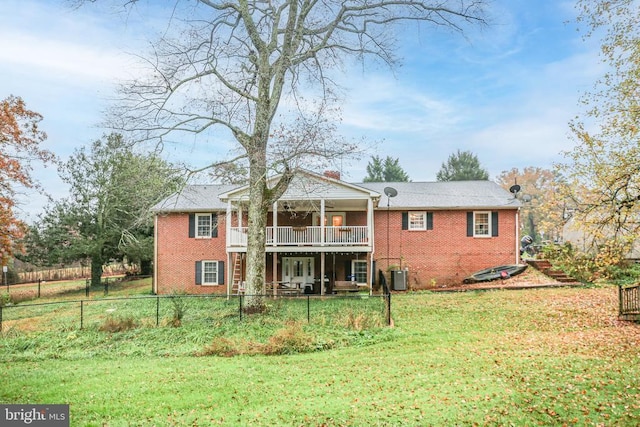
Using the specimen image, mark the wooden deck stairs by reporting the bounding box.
[526,259,577,283]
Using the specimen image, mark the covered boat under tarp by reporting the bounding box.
[463,264,528,284]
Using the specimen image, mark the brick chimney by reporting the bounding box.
[323,170,341,180]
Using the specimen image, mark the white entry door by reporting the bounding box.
[282,257,315,286]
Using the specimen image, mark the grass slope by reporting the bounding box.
[2,283,640,426]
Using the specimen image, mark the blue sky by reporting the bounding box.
[0,0,603,221]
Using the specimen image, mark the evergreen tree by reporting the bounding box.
[436,150,489,181]
[22,134,184,285]
[363,155,410,182]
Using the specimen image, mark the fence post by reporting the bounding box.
[104,278,108,296]
[307,295,310,324]
[239,294,243,321]
[85,279,90,297]
[156,296,160,326]
[80,300,84,330]
[0,306,3,332]
[385,292,391,326]
[37,279,41,298]
[618,285,623,316]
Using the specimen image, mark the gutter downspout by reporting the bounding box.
[153,214,158,294]
[368,197,375,296]
[515,208,521,265]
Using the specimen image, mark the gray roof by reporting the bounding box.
[152,184,236,212]
[357,181,521,210]
[153,180,521,213]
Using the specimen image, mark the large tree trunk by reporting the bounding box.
[91,253,103,287]
[243,141,270,311]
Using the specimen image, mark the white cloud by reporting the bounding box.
[0,31,135,85]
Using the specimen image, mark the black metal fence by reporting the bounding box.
[0,292,391,332]
[619,284,640,320]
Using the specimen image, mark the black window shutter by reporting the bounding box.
[492,211,499,237]
[211,213,218,238]
[427,212,433,230]
[217,261,225,285]
[401,212,408,230]
[466,212,474,237]
[188,214,195,238]
[195,261,202,285]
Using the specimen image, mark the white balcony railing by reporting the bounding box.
[228,226,369,247]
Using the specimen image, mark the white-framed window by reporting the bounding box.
[474,211,491,237]
[196,260,223,286]
[196,213,212,238]
[409,212,427,230]
[352,260,367,284]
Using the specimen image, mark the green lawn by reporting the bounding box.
[2,283,639,426]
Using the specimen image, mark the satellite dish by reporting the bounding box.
[509,184,521,195]
[384,187,398,198]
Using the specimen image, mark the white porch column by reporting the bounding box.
[227,252,233,297]
[320,199,326,246]
[272,252,278,297]
[272,201,278,246]
[226,200,232,247]
[225,201,233,299]
[367,197,374,248]
[320,253,325,296]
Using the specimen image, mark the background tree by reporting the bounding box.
[24,134,184,285]
[78,0,486,308]
[362,155,410,182]
[209,161,249,185]
[496,167,565,242]
[557,0,640,256]
[436,149,489,181]
[0,95,54,264]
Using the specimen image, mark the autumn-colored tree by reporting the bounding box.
[496,167,565,242]
[0,95,54,264]
[558,1,640,255]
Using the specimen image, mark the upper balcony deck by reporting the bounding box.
[228,225,370,250]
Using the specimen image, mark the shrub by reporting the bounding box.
[262,321,315,355]
[0,292,16,307]
[197,321,317,357]
[99,316,138,333]
[542,240,633,283]
[197,337,241,357]
[168,291,188,327]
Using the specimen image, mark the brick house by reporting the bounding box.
[152,170,522,294]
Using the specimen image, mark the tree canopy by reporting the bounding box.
[0,95,54,264]
[558,0,640,254]
[363,156,410,182]
[436,149,489,181]
[77,0,487,308]
[496,167,565,242]
[23,134,184,285]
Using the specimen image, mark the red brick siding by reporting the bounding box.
[155,208,519,293]
[155,213,228,294]
[373,210,518,288]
